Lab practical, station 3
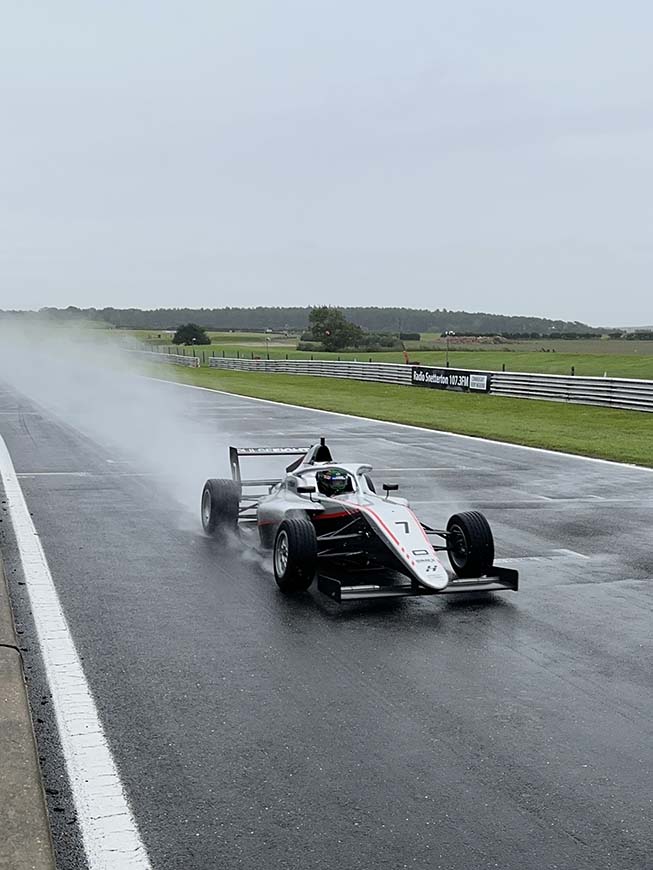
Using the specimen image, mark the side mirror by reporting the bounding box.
[383,483,399,497]
[297,485,316,495]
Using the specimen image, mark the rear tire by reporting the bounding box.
[446,511,494,578]
[201,479,240,537]
[273,518,317,593]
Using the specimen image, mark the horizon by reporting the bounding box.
[0,302,647,331]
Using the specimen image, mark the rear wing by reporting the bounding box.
[229,446,309,486]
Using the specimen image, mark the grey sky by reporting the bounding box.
[2,1,652,324]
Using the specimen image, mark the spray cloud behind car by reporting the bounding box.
[0,321,230,527]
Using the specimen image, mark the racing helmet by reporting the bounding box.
[315,467,350,497]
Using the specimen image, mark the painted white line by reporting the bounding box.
[408,499,549,506]
[0,436,152,870]
[500,549,591,564]
[17,471,93,477]
[554,547,591,560]
[148,377,653,474]
[375,466,485,472]
[17,471,155,478]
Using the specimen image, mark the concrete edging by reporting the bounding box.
[0,554,55,870]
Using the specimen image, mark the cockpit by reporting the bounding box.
[294,464,376,499]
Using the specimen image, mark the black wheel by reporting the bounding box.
[201,479,240,537]
[273,518,317,593]
[446,511,495,578]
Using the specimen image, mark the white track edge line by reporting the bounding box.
[0,436,152,870]
[148,376,653,475]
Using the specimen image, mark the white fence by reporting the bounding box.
[207,356,653,413]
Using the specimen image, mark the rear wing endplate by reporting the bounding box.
[229,445,309,485]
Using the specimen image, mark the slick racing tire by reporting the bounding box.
[201,479,241,537]
[273,518,318,593]
[446,511,495,578]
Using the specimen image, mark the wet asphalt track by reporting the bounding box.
[1,379,652,870]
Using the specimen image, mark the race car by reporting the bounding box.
[201,438,518,602]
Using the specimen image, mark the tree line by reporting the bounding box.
[0,305,600,335]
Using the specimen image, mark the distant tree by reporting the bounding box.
[172,323,210,345]
[308,306,364,351]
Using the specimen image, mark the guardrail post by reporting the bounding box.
[222,350,224,357]
[571,366,575,376]
[237,350,240,358]
[502,363,505,372]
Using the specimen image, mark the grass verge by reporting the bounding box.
[147,365,653,468]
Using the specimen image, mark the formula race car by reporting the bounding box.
[201,439,518,602]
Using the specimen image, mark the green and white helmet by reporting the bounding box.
[315,467,350,496]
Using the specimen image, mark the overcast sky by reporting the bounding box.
[2,1,652,324]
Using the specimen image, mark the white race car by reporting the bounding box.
[201,438,519,602]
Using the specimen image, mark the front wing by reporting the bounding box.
[316,566,519,602]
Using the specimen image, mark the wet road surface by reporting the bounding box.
[1,379,652,869]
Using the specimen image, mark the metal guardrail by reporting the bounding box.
[209,356,412,385]
[128,349,200,368]
[491,371,653,412]
[207,356,653,412]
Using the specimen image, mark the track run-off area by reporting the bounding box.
[1,377,652,870]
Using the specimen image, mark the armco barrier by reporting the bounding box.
[490,371,653,412]
[207,356,653,413]
[129,349,200,368]
[209,356,412,385]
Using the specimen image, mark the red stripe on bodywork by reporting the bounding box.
[358,506,401,547]
[314,510,356,520]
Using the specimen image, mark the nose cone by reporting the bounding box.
[411,557,449,591]
[357,499,450,591]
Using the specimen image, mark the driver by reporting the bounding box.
[315,467,351,497]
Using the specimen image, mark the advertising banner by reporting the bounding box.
[411,367,492,393]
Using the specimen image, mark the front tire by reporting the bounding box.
[201,479,240,537]
[273,518,317,593]
[446,511,494,578]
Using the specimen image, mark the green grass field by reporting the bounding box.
[132,329,296,347]
[125,331,653,379]
[145,365,653,468]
